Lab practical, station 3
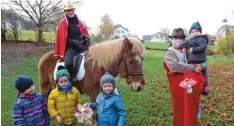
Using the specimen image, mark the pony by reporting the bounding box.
[38,37,145,101]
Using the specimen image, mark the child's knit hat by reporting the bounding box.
[100,72,115,89]
[189,21,202,33]
[15,76,33,92]
[56,65,70,81]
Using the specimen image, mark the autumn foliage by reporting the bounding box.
[217,32,234,55]
[98,14,115,39]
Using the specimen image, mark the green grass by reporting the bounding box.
[2,42,234,126]
[7,29,56,43]
[144,41,170,49]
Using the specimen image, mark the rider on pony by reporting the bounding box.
[54,1,90,80]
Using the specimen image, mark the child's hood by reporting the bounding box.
[99,89,121,100]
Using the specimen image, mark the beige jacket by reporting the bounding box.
[164,47,196,73]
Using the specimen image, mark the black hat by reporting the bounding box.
[169,28,186,38]
[15,76,33,92]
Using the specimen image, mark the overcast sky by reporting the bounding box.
[2,0,233,35]
[75,0,234,35]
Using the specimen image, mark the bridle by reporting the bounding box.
[117,53,143,78]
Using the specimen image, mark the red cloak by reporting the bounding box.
[54,17,89,61]
[163,62,205,126]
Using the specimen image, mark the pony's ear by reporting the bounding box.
[124,37,133,50]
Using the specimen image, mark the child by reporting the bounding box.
[13,76,50,126]
[47,66,82,126]
[89,73,126,126]
[185,21,209,96]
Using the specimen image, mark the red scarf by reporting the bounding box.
[54,17,89,61]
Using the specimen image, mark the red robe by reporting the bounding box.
[163,62,205,126]
[54,17,89,60]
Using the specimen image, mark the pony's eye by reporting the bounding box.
[128,61,133,64]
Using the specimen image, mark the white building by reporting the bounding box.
[114,24,129,38]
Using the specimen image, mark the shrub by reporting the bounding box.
[6,32,14,40]
[217,32,234,55]
[206,48,215,55]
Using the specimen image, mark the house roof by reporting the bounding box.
[206,34,217,40]
[143,35,153,40]
[115,24,129,32]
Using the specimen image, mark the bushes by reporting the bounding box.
[217,32,234,55]
[6,32,14,40]
[206,48,215,55]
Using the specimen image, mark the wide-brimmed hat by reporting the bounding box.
[169,28,186,38]
[64,1,74,11]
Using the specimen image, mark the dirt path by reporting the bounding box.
[1,42,50,68]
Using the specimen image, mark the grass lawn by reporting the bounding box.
[7,29,56,43]
[1,42,234,125]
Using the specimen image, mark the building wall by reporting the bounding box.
[114,26,129,38]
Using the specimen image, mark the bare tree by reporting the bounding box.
[1,8,21,42]
[10,0,63,43]
[153,28,170,42]
[217,25,234,35]
[1,8,7,42]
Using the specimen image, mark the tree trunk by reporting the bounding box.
[13,29,18,43]
[1,28,7,43]
[37,26,43,44]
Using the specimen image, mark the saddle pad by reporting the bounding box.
[54,61,65,80]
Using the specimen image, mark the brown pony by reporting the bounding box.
[38,37,145,101]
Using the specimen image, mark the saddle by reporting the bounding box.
[54,53,85,81]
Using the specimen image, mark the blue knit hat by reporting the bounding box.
[100,72,115,89]
[15,76,33,92]
[189,21,202,33]
[56,65,70,81]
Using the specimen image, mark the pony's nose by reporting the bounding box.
[136,86,143,92]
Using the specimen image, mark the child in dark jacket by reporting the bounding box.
[13,76,50,126]
[185,21,209,96]
[89,73,126,126]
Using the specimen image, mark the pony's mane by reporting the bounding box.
[87,37,145,69]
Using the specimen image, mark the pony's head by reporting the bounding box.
[117,37,145,91]
[88,37,145,91]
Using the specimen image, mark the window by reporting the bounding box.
[121,30,124,33]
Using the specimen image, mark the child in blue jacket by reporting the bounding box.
[89,73,126,126]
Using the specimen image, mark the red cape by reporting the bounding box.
[54,17,89,60]
[163,62,205,126]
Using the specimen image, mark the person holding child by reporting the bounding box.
[47,66,82,126]
[89,72,126,126]
[13,76,50,126]
[163,28,205,126]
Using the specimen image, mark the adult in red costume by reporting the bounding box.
[163,28,205,126]
[54,1,90,79]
